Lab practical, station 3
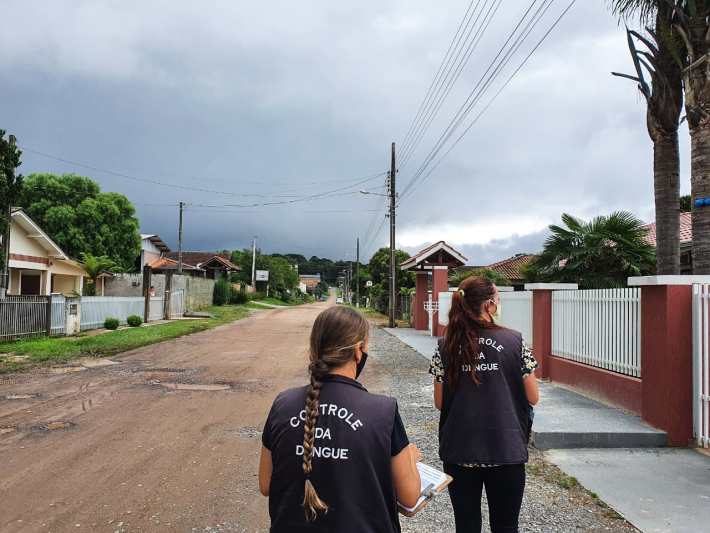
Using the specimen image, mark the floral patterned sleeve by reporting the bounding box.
[428,343,444,383]
[521,342,539,377]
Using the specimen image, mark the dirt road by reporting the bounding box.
[1,303,328,533]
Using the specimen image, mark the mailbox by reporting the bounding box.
[70,304,78,315]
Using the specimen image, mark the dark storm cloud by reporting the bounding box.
[0,1,689,265]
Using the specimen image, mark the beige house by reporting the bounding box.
[5,209,86,296]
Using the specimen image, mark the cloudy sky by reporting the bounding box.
[0,0,691,266]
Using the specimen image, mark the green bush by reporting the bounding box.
[104,317,120,330]
[248,291,267,301]
[126,315,142,327]
[213,278,230,306]
[230,289,248,305]
[280,292,292,303]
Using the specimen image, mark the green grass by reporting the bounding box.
[245,301,273,310]
[253,297,305,307]
[0,305,250,374]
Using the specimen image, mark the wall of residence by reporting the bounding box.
[52,274,78,295]
[9,218,48,258]
[104,273,215,313]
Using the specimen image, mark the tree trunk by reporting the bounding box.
[654,132,681,274]
[691,123,710,273]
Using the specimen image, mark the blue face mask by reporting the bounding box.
[356,350,369,379]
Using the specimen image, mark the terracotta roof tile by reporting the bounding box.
[486,254,537,280]
[162,251,234,266]
[642,212,692,246]
[149,257,201,271]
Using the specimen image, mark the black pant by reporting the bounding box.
[443,462,526,533]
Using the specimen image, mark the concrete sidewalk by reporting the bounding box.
[382,326,667,449]
[384,327,438,360]
[547,448,710,533]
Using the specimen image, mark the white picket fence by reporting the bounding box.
[692,284,710,448]
[498,291,533,348]
[552,288,641,377]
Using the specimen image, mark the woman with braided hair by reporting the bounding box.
[259,306,422,532]
[429,276,539,533]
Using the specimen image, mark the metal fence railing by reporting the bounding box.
[552,288,641,377]
[150,297,164,322]
[692,284,710,448]
[51,295,66,335]
[80,296,145,331]
[498,291,534,348]
[170,290,184,318]
[0,296,49,339]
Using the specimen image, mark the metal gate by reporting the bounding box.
[170,290,184,319]
[692,284,710,448]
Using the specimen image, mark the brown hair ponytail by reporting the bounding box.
[301,306,369,521]
[444,276,500,390]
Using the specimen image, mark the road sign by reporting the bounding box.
[255,270,269,281]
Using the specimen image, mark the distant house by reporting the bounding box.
[149,257,204,277]
[161,252,241,280]
[642,212,693,274]
[485,254,537,290]
[138,234,171,269]
[4,209,87,296]
[299,273,321,294]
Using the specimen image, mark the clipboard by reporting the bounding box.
[398,462,453,517]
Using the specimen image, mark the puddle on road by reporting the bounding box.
[74,358,119,367]
[48,366,87,374]
[38,421,73,430]
[158,383,231,391]
[2,394,40,400]
[0,427,16,435]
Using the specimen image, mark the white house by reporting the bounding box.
[4,209,86,296]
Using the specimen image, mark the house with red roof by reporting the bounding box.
[641,212,693,274]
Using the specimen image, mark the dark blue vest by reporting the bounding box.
[437,329,529,465]
[266,375,401,533]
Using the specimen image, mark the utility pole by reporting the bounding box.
[356,238,360,309]
[389,142,396,328]
[251,235,257,289]
[178,202,184,275]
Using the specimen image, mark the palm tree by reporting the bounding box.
[610,0,685,274]
[80,253,115,296]
[533,212,656,289]
[661,1,710,273]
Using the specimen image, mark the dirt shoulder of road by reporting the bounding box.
[0,305,252,374]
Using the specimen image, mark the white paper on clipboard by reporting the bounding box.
[397,462,449,513]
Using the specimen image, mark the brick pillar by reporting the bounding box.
[629,276,705,446]
[432,266,448,337]
[527,283,578,380]
[414,271,428,331]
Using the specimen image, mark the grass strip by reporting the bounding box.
[252,297,305,307]
[0,305,250,374]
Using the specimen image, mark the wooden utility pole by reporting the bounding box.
[251,235,257,289]
[178,202,184,275]
[356,238,360,309]
[143,265,152,323]
[389,142,396,328]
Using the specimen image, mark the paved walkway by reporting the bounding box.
[384,327,438,360]
[547,448,710,533]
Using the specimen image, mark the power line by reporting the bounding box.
[398,0,501,170]
[400,0,577,203]
[19,146,386,198]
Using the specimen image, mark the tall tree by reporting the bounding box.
[611,0,685,274]
[0,130,23,295]
[18,173,141,271]
[534,212,656,288]
[666,1,710,272]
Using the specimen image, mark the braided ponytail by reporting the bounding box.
[300,306,369,521]
[302,368,329,520]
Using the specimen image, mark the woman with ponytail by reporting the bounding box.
[429,276,539,533]
[260,306,422,532]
